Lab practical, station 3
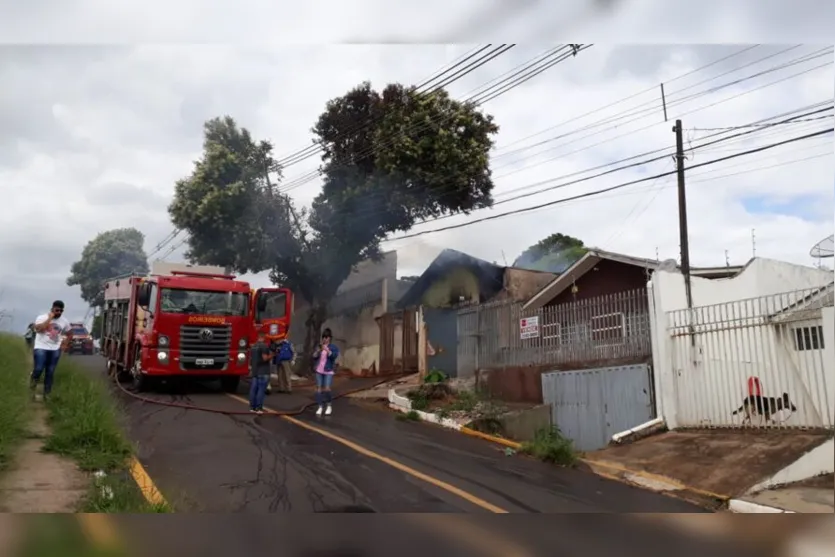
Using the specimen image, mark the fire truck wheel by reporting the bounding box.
[131,350,152,392]
[219,376,240,393]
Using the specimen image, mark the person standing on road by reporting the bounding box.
[30,301,72,401]
[273,338,295,394]
[313,328,339,417]
[249,331,273,414]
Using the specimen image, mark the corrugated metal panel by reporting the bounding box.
[424,308,458,377]
[542,364,653,451]
[457,309,478,378]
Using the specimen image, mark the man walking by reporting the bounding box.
[31,301,72,401]
[249,330,273,414]
[273,338,295,393]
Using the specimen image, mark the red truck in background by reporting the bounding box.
[65,322,94,355]
[101,265,256,392]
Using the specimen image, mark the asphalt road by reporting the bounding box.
[65,355,783,556]
[71,355,709,514]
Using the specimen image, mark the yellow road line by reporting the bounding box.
[226,393,509,513]
[129,456,168,507]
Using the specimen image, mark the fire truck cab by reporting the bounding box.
[101,265,254,392]
[251,287,293,344]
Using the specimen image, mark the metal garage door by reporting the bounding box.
[541,364,654,451]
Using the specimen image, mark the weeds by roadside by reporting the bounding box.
[396,410,421,422]
[0,335,32,471]
[520,426,577,466]
[42,356,171,513]
[82,470,170,513]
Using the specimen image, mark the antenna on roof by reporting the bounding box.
[725,250,729,269]
[751,228,756,258]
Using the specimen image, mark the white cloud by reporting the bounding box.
[0,4,833,331]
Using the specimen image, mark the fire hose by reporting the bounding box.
[111,365,406,416]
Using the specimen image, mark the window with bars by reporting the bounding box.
[793,325,825,351]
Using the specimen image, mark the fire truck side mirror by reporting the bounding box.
[137,283,152,307]
[256,293,267,313]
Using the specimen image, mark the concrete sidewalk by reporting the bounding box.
[733,474,834,513]
[0,405,87,512]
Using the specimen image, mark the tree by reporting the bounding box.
[513,233,588,273]
[169,83,498,372]
[67,228,150,306]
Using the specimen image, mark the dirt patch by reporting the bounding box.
[586,430,832,497]
[0,406,88,512]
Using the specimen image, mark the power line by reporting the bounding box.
[326,49,832,220]
[276,44,517,169]
[384,127,833,241]
[277,45,586,192]
[491,44,765,154]
[489,47,831,175]
[353,104,832,225]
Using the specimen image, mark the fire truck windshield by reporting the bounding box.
[160,288,249,316]
[257,291,287,320]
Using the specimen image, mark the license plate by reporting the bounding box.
[195,358,214,366]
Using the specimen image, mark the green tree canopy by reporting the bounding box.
[168,82,499,370]
[513,233,588,273]
[66,228,149,306]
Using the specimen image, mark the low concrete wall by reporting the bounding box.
[499,404,552,443]
[747,438,835,494]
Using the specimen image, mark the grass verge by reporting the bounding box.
[520,426,578,466]
[0,334,32,471]
[42,356,171,513]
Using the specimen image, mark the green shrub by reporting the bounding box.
[520,426,577,466]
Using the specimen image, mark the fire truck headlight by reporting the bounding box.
[157,350,168,362]
[237,352,246,363]
[158,335,169,347]
[238,338,246,348]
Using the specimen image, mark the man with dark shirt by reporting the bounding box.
[249,331,273,414]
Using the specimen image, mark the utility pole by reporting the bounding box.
[673,119,693,311]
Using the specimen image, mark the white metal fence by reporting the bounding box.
[667,284,834,430]
[457,288,652,377]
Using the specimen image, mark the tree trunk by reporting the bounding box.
[297,303,328,378]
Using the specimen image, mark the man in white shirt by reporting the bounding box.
[31,300,73,400]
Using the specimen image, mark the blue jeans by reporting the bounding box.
[32,349,61,395]
[315,372,334,389]
[249,375,269,410]
[315,372,334,407]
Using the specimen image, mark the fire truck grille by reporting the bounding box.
[179,324,232,370]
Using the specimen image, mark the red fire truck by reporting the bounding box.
[251,287,293,344]
[101,266,255,392]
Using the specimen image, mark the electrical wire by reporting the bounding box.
[277,45,585,192]
[276,44,517,169]
[384,127,834,242]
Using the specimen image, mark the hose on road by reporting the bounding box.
[109,362,407,416]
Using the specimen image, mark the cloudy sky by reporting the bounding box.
[0,1,833,329]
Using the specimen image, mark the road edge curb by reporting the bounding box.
[385,388,730,508]
[128,456,168,508]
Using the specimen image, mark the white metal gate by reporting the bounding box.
[541,364,654,452]
[668,286,834,430]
